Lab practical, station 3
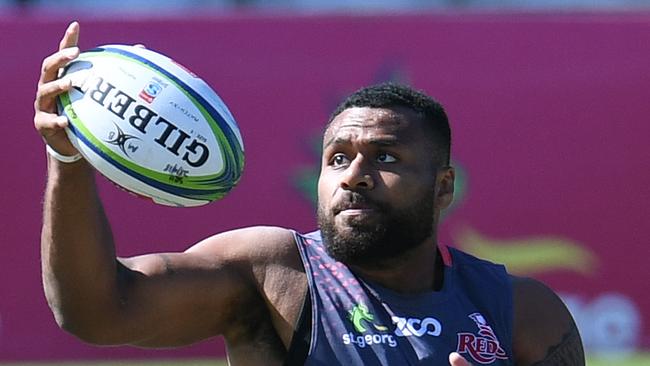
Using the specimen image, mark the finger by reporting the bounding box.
[449,352,472,366]
[38,47,79,86]
[58,21,80,51]
[35,77,73,112]
[34,111,69,134]
[133,43,146,49]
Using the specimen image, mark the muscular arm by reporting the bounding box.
[41,158,120,341]
[37,23,303,350]
[41,160,301,347]
[41,158,273,346]
[512,276,585,366]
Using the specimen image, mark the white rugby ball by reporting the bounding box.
[57,45,244,207]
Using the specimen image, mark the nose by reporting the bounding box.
[340,155,374,191]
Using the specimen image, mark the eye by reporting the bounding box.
[377,152,397,163]
[331,153,350,167]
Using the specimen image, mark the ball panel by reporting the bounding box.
[58,95,230,204]
[56,45,244,207]
[67,123,210,207]
[102,44,244,148]
[96,46,245,186]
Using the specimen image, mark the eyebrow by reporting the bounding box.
[323,136,399,149]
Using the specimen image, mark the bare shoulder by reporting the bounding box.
[183,225,305,296]
[511,276,585,366]
[186,225,298,263]
[186,226,308,345]
[113,226,305,352]
[122,226,298,281]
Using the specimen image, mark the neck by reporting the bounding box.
[349,238,444,294]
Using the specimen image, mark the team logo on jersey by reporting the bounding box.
[456,313,508,364]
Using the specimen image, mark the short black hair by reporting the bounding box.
[327,82,451,166]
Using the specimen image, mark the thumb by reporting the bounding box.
[449,352,472,366]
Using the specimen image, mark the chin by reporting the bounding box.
[322,221,414,266]
[317,192,435,266]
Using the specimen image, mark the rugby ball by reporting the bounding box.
[56,45,244,207]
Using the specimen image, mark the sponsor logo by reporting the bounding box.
[106,122,140,157]
[348,303,389,333]
[342,332,397,349]
[76,75,210,167]
[342,303,444,349]
[138,77,167,104]
[342,303,396,348]
[392,316,442,337]
[456,313,508,364]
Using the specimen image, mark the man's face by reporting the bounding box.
[317,107,450,266]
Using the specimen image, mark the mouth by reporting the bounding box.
[338,207,375,216]
[334,198,379,218]
[327,201,383,229]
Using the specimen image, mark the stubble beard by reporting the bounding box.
[317,189,435,268]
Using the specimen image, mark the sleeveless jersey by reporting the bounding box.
[292,230,514,366]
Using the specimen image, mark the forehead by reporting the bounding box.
[324,107,427,145]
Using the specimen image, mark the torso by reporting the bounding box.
[294,230,514,366]
[220,228,577,366]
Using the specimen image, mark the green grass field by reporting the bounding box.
[3,354,650,365]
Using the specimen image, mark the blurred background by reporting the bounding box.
[1,0,648,365]
[2,0,650,11]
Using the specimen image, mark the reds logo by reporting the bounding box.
[456,313,508,364]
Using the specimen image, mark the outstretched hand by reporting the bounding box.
[449,352,472,366]
[34,21,80,156]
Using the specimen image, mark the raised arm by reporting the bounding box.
[36,22,299,349]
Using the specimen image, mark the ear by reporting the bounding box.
[436,166,455,210]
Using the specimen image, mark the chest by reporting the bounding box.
[296,233,513,365]
[310,291,512,365]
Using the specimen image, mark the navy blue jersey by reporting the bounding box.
[293,230,514,365]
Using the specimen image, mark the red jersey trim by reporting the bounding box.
[439,243,453,267]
